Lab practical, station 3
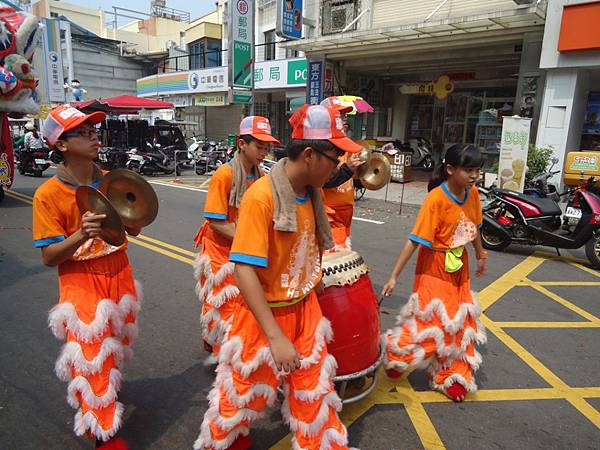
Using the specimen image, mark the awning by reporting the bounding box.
[71,95,173,115]
[282,4,546,59]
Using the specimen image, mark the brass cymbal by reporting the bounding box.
[99,169,159,228]
[75,186,126,246]
[357,152,392,190]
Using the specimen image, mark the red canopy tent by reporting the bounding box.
[71,95,173,114]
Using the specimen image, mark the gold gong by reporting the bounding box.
[75,186,126,246]
[99,169,159,228]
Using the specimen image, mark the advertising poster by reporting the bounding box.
[498,116,532,192]
[276,0,303,40]
[306,60,323,105]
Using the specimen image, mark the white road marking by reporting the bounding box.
[148,180,385,225]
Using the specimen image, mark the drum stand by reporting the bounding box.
[334,346,384,405]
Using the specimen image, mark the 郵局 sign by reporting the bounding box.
[399,75,454,100]
[229,0,254,89]
[558,3,600,52]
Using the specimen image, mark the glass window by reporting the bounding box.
[189,40,205,70]
[264,30,276,61]
[206,39,222,67]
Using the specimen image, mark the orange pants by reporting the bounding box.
[194,225,239,363]
[48,250,141,441]
[194,291,351,450]
[384,247,486,394]
[326,204,353,252]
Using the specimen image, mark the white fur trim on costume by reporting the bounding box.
[201,306,222,345]
[431,372,478,394]
[48,300,124,343]
[299,318,334,369]
[209,284,240,309]
[194,254,237,307]
[205,387,264,432]
[119,322,139,345]
[55,337,124,382]
[67,368,122,409]
[220,336,277,378]
[193,421,249,450]
[282,389,343,438]
[73,400,125,442]
[215,364,277,408]
[293,354,337,403]
[118,293,141,318]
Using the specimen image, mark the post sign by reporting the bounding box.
[498,116,532,193]
[230,89,252,104]
[42,18,65,103]
[229,0,254,89]
[306,60,323,105]
[254,58,307,89]
[276,0,303,40]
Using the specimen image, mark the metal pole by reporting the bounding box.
[425,0,450,22]
[399,179,406,216]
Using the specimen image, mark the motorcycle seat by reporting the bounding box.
[499,189,562,216]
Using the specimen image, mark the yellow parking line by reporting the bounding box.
[517,281,600,286]
[568,261,600,278]
[135,234,197,257]
[127,236,195,266]
[199,178,211,188]
[478,255,544,310]
[6,190,33,204]
[527,283,600,323]
[494,321,600,328]
[566,396,600,428]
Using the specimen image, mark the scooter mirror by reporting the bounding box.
[551,157,559,164]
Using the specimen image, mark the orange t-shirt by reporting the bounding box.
[32,175,127,260]
[322,154,355,208]
[409,183,482,250]
[229,176,322,303]
[200,163,258,247]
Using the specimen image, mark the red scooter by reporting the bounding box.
[479,177,600,268]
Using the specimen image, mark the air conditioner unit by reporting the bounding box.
[322,0,359,35]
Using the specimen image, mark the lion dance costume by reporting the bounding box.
[384,182,487,398]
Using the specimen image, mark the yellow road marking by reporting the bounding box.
[6,189,33,204]
[527,282,600,323]
[127,237,195,266]
[494,321,600,328]
[199,178,211,188]
[478,255,544,310]
[517,281,600,286]
[568,261,600,278]
[135,234,197,257]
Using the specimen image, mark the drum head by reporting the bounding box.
[321,250,369,288]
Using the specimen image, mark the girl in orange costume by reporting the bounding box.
[193,116,280,363]
[33,105,142,449]
[382,144,488,402]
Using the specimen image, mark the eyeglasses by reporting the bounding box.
[312,147,342,166]
[62,128,99,140]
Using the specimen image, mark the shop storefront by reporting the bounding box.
[137,58,307,142]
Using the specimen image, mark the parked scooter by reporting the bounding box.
[523,157,561,202]
[394,137,433,170]
[17,147,50,177]
[97,147,129,171]
[139,143,176,176]
[479,176,600,268]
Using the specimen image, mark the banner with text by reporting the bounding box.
[498,116,532,192]
[229,0,254,90]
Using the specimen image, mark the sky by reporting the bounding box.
[41,0,216,23]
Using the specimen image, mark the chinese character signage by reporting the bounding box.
[276,0,303,40]
[229,0,254,89]
[399,75,454,100]
[42,19,65,103]
[188,67,228,93]
[193,93,227,106]
[323,61,334,97]
[254,58,306,89]
[306,60,323,105]
[498,116,531,193]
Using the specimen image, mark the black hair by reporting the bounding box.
[239,134,254,145]
[284,139,342,161]
[428,144,482,192]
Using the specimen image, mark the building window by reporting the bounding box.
[286,48,299,59]
[50,12,58,17]
[189,38,222,69]
[264,30,276,61]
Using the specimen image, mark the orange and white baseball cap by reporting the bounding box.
[239,115,281,145]
[289,104,362,153]
[320,96,353,114]
[43,104,106,147]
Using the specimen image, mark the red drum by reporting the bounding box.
[318,251,381,376]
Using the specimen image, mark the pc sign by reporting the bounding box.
[229,0,254,89]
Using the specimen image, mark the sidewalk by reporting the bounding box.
[363,169,430,206]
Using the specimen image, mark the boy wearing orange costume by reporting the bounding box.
[194,104,362,450]
[33,105,142,449]
[194,116,280,362]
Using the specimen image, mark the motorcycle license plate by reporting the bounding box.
[35,159,46,164]
[565,207,582,219]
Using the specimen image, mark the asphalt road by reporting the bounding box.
[1,169,599,450]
